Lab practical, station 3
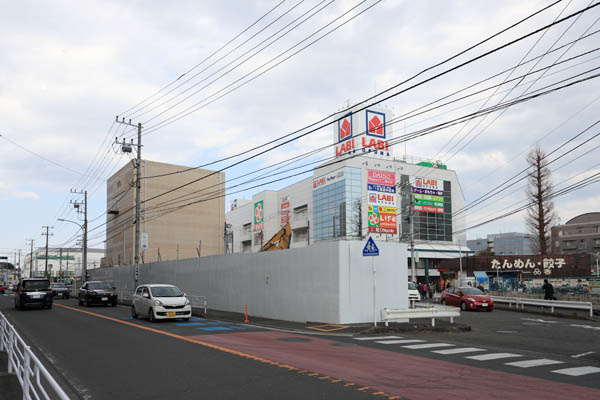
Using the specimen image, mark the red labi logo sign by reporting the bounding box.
[339,118,351,141]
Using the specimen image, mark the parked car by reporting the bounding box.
[14,278,53,310]
[0,283,5,294]
[78,281,118,307]
[8,283,16,292]
[441,286,494,312]
[50,282,70,299]
[131,284,191,322]
[408,282,421,302]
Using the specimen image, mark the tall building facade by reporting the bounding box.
[551,212,600,260]
[467,232,535,255]
[226,106,468,276]
[104,160,225,266]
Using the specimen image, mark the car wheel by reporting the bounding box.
[66,295,70,299]
[460,301,467,311]
[131,305,138,319]
[441,299,446,305]
[14,300,18,310]
[182,318,190,322]
[148,308,155,322]
[112,302,117,307]
[47,304,53,310]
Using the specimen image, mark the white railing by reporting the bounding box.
[0,312,70,400]
[491,296,594,318]
[381,304,461,327]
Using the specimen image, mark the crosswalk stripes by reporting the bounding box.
[353,337,600,378]
[552,366,600,376]
[466,353,522,361]
[432,347,486,355]
[376,339,423,345]
[402,343,454,350]
[505,359,564,368]
[353,336,402,341]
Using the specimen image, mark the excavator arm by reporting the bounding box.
[260,223,292,251]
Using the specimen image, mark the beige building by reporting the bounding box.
[104,160,225,266]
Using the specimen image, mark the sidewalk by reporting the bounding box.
[196,307,470,335]
[0,351,22,400]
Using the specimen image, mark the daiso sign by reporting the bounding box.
[333,107,392,159]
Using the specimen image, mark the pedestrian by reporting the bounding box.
[542,279,554,300]
[423,283,428,299]
[477,283,485,292]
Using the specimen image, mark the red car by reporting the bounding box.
[0,283,5,294]
[441,286,494,311]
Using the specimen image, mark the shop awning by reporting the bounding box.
[473,271,489,283]
[411,243,475,259]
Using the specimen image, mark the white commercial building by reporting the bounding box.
[24,247,104,279]
[226,106,470,282]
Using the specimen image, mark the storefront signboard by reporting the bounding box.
[490,257,567,277]
[253,200,264,232]
[280,196,290,225]
[312,168,345,190]
[367,171,397,234]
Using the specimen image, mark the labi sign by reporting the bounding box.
[333,108,392,159]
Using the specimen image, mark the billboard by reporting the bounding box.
[367,170,397,234]
[333,107,392,159]
[280,196,290,225]
[411,176,444,214]
[313,168,345,190]
[253,200,264,232]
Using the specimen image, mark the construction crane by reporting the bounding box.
[260,223,292,251]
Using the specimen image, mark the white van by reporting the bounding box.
[408,282,421,302]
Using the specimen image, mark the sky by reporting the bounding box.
[1,0,600,260]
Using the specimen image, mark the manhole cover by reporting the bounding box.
[277,337,312,342]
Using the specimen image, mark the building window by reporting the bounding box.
[579,240,585,249]
[594,226,600,233]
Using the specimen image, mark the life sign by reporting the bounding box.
[362,237,379,256]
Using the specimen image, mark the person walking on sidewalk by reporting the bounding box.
[543,279,554,300]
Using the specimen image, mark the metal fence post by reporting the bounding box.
[7,329,14,374]
[23,348,31,400]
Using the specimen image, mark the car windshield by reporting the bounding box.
[51,283,66,288]
[461,287,484,295]
[408,282,417,290]
[23,280,50,290]
[151,286,183,297]
[88,282,112,290]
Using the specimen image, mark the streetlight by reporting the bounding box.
[58,218,87,283]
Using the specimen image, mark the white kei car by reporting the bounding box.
[131,284,191,322]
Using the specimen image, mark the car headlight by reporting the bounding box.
[467,297,476,302]
[185,299,190,306]
[154,300,163,306]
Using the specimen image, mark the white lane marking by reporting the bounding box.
[572,351,595,359]
[403,343,454,350]
[432,347,486,355]
[570,324,600,331]
[376,339,424,345]
[467,353,523,361]
[521,318,557,324]
[496,330,518,334]
[505,359,564,368]
[354,336,402,341]
[552,366,600,376]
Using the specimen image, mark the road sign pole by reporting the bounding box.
[373,256,377,327]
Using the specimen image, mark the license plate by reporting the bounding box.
[32,294,42,299]
[101,297,108,301]
[166,312,176,317]
[482,303,488,307]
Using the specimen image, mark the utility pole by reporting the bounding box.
[71,189,88,282]
[41,226,53,278]
[116,116,143,288]
[409,194,416,283]
[26,239,34,277]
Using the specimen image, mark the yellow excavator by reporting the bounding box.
[260,223,292,251]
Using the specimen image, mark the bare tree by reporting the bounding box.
[525,147,557,255]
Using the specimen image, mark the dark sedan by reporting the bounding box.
[78,281,118,306]
[51,282,70,299]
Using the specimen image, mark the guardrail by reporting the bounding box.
[381,305,461,327]
[115,292,207,315]
[0,312,70,400]
[491,296,594,318]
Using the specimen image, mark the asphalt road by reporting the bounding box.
[1,293,599,400]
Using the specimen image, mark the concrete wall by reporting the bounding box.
[91,240,408,324]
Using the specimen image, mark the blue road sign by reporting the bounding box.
[362,237,379,256]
